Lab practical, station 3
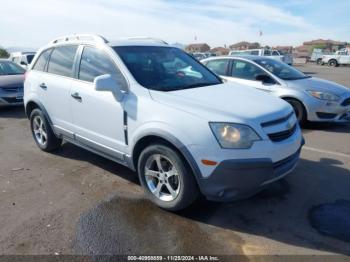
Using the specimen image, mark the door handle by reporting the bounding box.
[39,83,47,90]
[71,92,82,101]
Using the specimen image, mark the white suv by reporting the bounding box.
[24,34,304,210]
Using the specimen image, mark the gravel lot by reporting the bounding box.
[0,64,349,258]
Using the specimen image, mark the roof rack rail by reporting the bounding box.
[50,34,109,45]
[121,37,168,45]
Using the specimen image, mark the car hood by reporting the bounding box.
[285,77,350,96]
[150,82,292,124]
[0,75,25,88]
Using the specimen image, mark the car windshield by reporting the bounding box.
[113,46,222,91]
[254,58,310,80]
[0,61,25,75]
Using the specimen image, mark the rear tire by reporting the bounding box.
[137,144,199,211]
[284,98,307,126]
[328,59,338,67]
[30,109,62,152]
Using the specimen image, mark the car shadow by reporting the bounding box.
[179,157,350,255]
[54,143,350,255]
[0,106,26,119]
[53,142,139,185]
[302,122,350,134]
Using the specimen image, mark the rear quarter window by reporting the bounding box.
[33,49,52,72]
[47,46,78,77]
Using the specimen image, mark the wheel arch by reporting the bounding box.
[131,132,202,183]
[280,96,309,119]
[25,100,54,126]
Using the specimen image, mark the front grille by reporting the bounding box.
[261,111,294,127]
[268,124,297,142]
[1,86,23,93]
[2,97,23,104]
[341,98,350,107]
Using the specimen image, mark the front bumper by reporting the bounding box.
[0,93,24,107]
[306,98,350,123]
[197,138,304,202]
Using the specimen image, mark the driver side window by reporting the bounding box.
[231,60,265,81]
[78,46,127,90]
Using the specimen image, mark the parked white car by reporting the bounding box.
[24,34,303,210]
[202,56,350,124]
[9,52,36,69]
[229,49,293,65]
[322,48,350,67]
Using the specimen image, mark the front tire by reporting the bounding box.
[137,144,199,211]
[30,109,62,152]
[284,98,307,126]
[316,58,322,65]
[328,59,338,67]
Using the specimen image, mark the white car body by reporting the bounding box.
[24,34,303,208]
[202,56,350,123]
[229,49,293,65]
[322,48,350,66]
[9,52,36,69]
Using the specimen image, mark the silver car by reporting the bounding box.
[202,55,350,124]
[0,59,25,107]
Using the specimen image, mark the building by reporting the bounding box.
[185,43,210,53]
[273,46,293,54]
[210,47,230,56]
[229,41,260,50]
[302,39,347,53]
[293,45,310,58]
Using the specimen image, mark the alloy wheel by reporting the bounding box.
[33,115,48,146]
[144,154,180,202]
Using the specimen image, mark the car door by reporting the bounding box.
[338,51,349,64]
[70,45,128,159]
[44,45,78,134]
[204,59,230,78]
[226,59,279,93]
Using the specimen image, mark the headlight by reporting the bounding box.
[209,123,261,149]
[307,90,340,101]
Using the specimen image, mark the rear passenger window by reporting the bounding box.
[78,46,127,88]
[47,46,78,77]
[205,59,229,76]
[33,49,52,71]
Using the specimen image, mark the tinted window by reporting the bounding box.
[33,49,52,71]
[264,50,271,55]
[47,46,77,77]
[205,59,229,75]
[231,60,265,80]
[272,51,279,56]
[78,46,127,89]
[0,61,25,75]
[114,46,221,91]
[26,55,35,64]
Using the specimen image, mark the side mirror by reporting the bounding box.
[20,61,27,65]
[255,74,275,85]
[94,74,125,102]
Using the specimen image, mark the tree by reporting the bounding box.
[0,47,9,58]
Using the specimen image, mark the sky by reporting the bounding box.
[0,0,349,49]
